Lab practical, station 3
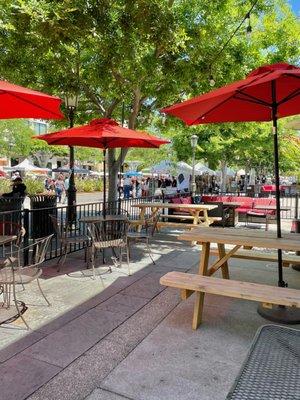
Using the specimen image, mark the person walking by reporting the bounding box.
[55,175,65,203]
[123,175,132,199]
[63,175,69,204]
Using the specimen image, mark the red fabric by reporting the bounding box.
[36,118,169,149]
[236,207,253,213]
[253,198,271,207]
[247,211,266,216]
[170,197,181,204]
[180,197,192,204]
[201,195,216,202]
[162,63,300,125]
[0,80,63,120]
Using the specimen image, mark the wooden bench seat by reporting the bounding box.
[209,248,300,267]
[157,221,199,229]
[160,271,300,329]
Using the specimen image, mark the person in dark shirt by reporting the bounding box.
[3,177,27,198]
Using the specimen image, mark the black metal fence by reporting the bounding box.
[0,191,298,262]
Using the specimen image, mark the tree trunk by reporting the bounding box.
[107,87,142,202]
[220,160,227,193]
[107,149,119,203]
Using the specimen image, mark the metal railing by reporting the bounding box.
[0,191,298,262]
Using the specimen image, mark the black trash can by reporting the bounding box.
[30,195,57,239]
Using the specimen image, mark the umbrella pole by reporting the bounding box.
[272,112,285,288]
[103,149,106,218]
[258,82,300,324]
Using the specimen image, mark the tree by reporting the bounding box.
[0,0,299,200]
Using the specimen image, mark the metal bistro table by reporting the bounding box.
[226,324,300,400]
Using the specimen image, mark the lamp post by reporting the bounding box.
[65,94,78,224]
[190,134,198,197]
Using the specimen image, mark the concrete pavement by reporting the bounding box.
[0,227,299,400]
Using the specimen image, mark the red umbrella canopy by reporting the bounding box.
[36,118,170,148]
[0,80,63,120]
[162,63,300,125]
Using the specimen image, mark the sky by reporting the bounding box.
[289,0,300,15]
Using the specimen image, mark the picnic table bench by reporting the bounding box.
[161,227,300,329]
[131,202,218,231]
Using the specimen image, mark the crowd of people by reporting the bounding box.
[44,175,69,202]
[118,175,178,199]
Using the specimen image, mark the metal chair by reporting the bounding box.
[50,215,90,271]
[0,235,53,329]
[87,218,130,277]
[0,256,27,328]
[127,212,160,265]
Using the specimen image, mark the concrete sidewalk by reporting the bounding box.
[0,228,299,400]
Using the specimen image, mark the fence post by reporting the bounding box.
[295,193,299,220]
[23,208,30,266]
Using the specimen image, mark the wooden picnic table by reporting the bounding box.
[171,227,300,328]
[132,202,218,230]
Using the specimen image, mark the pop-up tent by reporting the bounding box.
[6,159,50,173]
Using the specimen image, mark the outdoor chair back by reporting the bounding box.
[0,235,53,329]
[143,212,161,236]
[87,219,129,248]
[0,221,26,259]
[87,218,130,276]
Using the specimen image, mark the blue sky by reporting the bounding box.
[289,0,300,15]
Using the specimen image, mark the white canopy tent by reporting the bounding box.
[5,159,50,173]
[194,162,216,175]
[216,167,236,177]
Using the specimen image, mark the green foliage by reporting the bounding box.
[23,177,44,195]
[0,179,11,194]
[75,178,103,192]
[0,0,299,188]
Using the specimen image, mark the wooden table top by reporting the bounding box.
[79,215,128,223]
[132,202,217,210]
[0,235,17,245]
[178,227,300,251]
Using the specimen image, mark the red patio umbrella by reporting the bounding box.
[36,118,169,215]
[0,80,63,119]
[163,62,300,323]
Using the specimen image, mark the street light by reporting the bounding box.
[65,94,79,224]
[190,134,198,197]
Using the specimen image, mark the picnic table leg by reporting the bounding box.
[192,241,210,330]
[217,243,230,279]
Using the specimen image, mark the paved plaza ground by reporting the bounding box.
[0,223,299,400]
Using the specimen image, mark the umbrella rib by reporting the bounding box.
[192,91,269,124]
[103,136,161,148]
[0,91,62,118]
[277,88,300,106]
[234,91,270,107]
